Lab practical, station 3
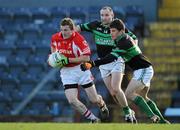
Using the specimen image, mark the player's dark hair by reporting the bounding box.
[110,19,125,31]
[60,18,75,30]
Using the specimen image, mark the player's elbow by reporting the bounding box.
[51,47,56,53]
[75,25,81,32]
[125,90,134,100]
[134,39,138,45]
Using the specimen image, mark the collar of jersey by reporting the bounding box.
[100,23,110,28]
[59,32,76,41]
[115,33,126,42]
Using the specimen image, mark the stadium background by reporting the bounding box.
[0,0,180,123]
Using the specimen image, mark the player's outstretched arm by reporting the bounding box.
[80,54,117,71]
[75,25,81,32]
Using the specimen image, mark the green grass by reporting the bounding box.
[0,123,180,130]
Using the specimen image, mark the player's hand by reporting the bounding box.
[80,61,95,71]
[59,54,69,66]
[48,51,69,68]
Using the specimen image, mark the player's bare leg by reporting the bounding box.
[125,79,160,123]
[84,84,109,120]
[65,88,99,122]
[103,72,135,123]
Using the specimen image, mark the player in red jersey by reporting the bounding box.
[49,18,109,123]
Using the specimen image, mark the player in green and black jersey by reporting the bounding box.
[77,6,137,123]
[81,19,170,124]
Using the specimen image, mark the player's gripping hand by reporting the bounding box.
[60,54,69,66]
[48,51,69,68]
[80,61,95,71]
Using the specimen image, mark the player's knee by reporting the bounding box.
[90,94,102,104]
[89,96,99,104]
[91,99,98,104]
[68,98,78,106]
[140,94,145,99]
[111,87,120,96]
[125,90,133,100]
[97,95,103,104]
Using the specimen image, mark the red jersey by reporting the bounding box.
[51,31,91,67]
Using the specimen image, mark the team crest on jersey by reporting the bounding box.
[62,41,67,44]
[97,27,102,31]
[104,30,108,33]
[68,43,72,49]
[57,42,61,48]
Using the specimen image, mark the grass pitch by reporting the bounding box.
[0,123,179,130]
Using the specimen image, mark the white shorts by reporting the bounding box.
[99,57,125,78]
[60,65,93,86]
[132,66,154,87]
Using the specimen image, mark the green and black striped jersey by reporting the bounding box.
[110,33,152,70]
[94,33,151,70]
[80,20,137,58]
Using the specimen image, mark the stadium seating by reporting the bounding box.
[30,7,51,24]
[171,91,180,107]
[3,24,22,42]
[0,40,15,57]
[159,0,180,20]
[144,21,180,122]
[50,7,67,20]
[0,26,4,39]
[125,5,144,36]
[0,8,13,25]
[112,6,126,20]
[69,7,87,24]
[164,108,180,123]
[22,24,41,40]
[12,8,32,24]
[88,6,101,21]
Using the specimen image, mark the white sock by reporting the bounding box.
[83,110,97,120]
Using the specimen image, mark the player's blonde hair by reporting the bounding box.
[60,18,75,30]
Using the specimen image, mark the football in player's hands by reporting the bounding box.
[47,51,66,68]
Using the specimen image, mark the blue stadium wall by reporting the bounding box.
[0,0,157,22]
